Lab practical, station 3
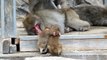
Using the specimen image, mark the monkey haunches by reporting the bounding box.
[37,25,62,56]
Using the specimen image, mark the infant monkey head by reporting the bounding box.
[48,25,60,37]
[40,25,60,37]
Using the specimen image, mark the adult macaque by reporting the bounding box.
[24,0,91,35]
[24,0,107,35]
[31,0,89,32]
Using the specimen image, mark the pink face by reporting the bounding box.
[33,23,42,35]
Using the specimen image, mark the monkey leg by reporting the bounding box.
[67,19,90,31]
[66,9,90,31]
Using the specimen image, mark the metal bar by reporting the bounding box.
[0,0,1,38]
[12,0,17,37]
[1,0,4,38]
[19,34,107,41]
[103,0,105,4]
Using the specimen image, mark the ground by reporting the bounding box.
[1,51,107,60]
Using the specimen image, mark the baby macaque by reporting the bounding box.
[37,27,50,54]
[37,25,62,56]
[47,25,62,56]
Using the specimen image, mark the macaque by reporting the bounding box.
[24,0,65,35]
[37,25,62,55]
[37,27,50,54]
[47,25,62,56]
[24,0,91,35]
[33,0,90,31]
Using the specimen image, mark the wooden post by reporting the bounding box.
[103,0,105,4]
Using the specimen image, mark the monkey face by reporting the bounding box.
[33,23,42,35]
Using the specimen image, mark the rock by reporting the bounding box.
[3,40,10,54]
[9,45,17,54]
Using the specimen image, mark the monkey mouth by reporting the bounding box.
[33,24,42,35]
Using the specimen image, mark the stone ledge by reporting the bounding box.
[1,51,107,58]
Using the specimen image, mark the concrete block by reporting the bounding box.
[3,40,10,54]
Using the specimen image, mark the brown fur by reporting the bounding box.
[37,27,50,54]
[24,0,90,35]
[48,36,62,56]
[23,15,35,35]
[37,25,62,55]
[47,25,62,56]
[23,14,45,35]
